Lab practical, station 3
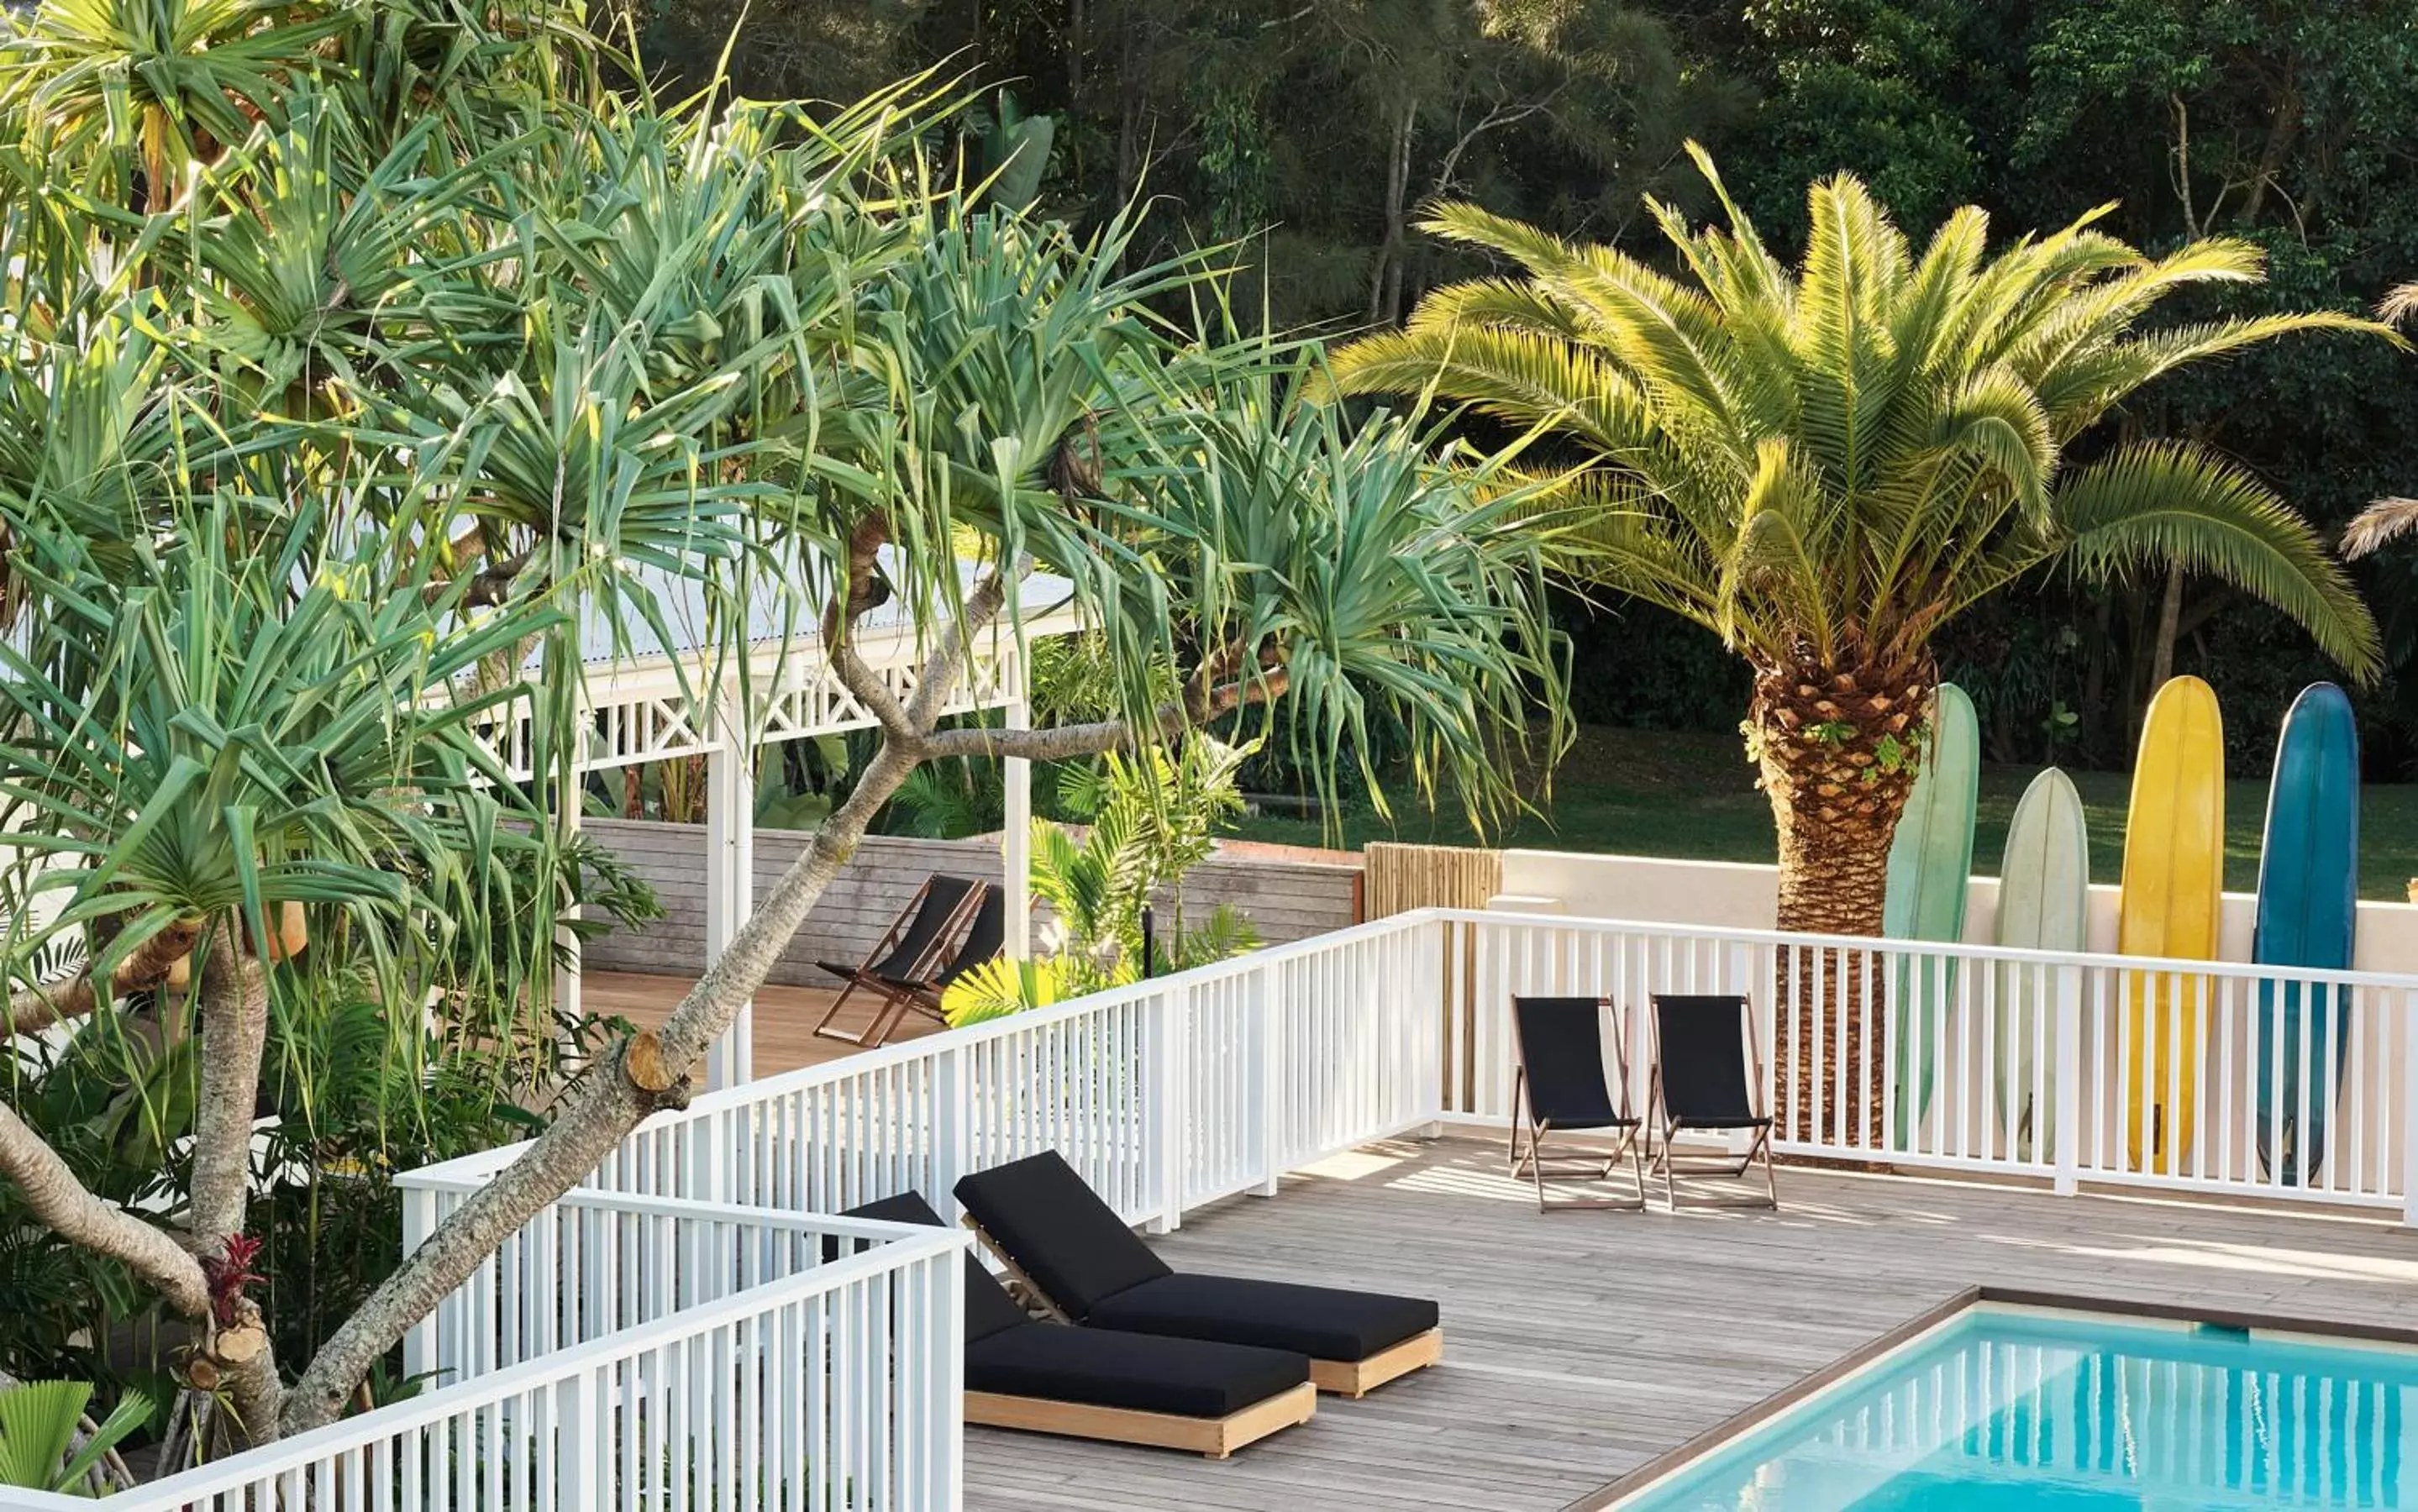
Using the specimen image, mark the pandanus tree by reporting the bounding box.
[0,0,1567,1459]
[1330,147,2386,942]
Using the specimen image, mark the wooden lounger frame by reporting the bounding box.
[967,1380,1317,1459]
[1307,1326,1443,1397]
[963,1217,1444,1398]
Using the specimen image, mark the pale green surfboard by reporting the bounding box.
[1992,768,2089,1161]
[1885,683,1979,1148]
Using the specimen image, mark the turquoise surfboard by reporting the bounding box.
[2253,681,2359,1185]
[1886,683,1979,1148]
[1991,768,2089,1161]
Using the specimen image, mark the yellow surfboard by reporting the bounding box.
[2117,675,2225,1174]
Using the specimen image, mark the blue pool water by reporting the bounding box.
[1615,1305,2418,1509]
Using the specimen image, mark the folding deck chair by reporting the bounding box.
[1648,994,1779,1210]
[886,885,1006,1024]
[809,874,986,1047]
[954,1150,1442,1398]
[842,1193,1317,1458]
[1508,995,1647,1210]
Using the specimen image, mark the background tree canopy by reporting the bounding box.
[640,0,2418,776]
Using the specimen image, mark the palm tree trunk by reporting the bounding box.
[2149,560,2184,692]
[1751,652,1928,1147]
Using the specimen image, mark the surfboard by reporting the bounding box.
[1993,767,2089,1161]
[1885,682,1979,1149]
[2117,675,2225,1175]
[2252,681,2359,1186]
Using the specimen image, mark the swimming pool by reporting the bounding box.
[1603,1300,2418,1509]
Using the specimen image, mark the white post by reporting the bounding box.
[555,785,583,1026]
[1147,989,1188,1235]
[2401,990,2418,1227]
[703,693,755,1089]
[1001,659,1032,962]
[558,1368,601,1512]
[1254,963,1281,1197]
[2054,963,2084,1196]
[400,1185,438,1384]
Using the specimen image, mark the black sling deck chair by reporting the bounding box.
[954,1151,1442,1398]
[891,886,1006,1024]
[839,1192,1316,1458]
[1648,994,1779,1210]
[809,875,986,1047]
[1508,996,1647,1211]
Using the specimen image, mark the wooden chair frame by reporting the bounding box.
[809,878,986,1047]
[1506,996,1647,1212]
[1647,996,1779,1211]
[960,1215,1440,1397]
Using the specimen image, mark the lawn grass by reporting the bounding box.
[1233,724,2418,902]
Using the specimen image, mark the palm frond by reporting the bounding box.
[2055,441,2381,679]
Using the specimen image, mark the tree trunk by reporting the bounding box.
[187,933,282,1450]
[1751,649,1929,1148]
[2148,559,2184,694]
[1369,97,1415,325]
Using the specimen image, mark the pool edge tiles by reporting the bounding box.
[1569,1288,2418,1512]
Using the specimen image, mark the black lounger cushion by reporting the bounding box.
[841,1192,1030,1343]
[844,1191,1311,1420]
[965,1322,1310,1419]
[1085,1273,1437,1363]
[954,1152,1171,1319]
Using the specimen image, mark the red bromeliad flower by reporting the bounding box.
[202,1233,265,1329]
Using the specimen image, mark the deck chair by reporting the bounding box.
[809,875,986,1047]
[842,1193,1316,1458]
[1509,996,1646,1211]
[1648,994,1779,1210]
[886,885,1006,1026]
[954,1151,1442,1398]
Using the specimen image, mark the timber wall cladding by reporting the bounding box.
[581,819,1365,986]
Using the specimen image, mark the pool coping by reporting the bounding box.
[1561,1284,2418,1511]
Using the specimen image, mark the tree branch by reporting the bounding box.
[922,668,1290,761]
[3,916,201,1036]
[187,928,267,1252]
[280,729,928,1436]
[0,1099,211,1317]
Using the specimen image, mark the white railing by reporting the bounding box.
[400,911,1442,1232]
[62,899,2415,1512]
[405,906,2418,1230]
[0,1207,966,1512]
[1437,911,2418,1215]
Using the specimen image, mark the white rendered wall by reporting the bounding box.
[1498,849,2418,974]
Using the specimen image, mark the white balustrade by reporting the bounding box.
[1436,911,2418,1212]
[0,1210,965,1512]
[32,902,2415,1512]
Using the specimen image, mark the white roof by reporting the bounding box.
[561,552,1080,670]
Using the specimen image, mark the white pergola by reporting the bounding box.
[484,566,1085,1089]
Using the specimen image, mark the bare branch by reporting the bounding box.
[902,556,1023,732]
[0,1099,211,1317]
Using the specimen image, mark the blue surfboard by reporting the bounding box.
[2253,682,2359,1185]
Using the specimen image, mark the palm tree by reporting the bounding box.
[1329,145,2386,942]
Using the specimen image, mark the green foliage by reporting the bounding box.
[1330,151,2389,690]
[940,956,1066,1028]
[0,1379,147,1494]
[1033,734,1263,991]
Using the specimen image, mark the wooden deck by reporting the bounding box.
[965,1134,2418,1511]
[582,970,944,1075]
